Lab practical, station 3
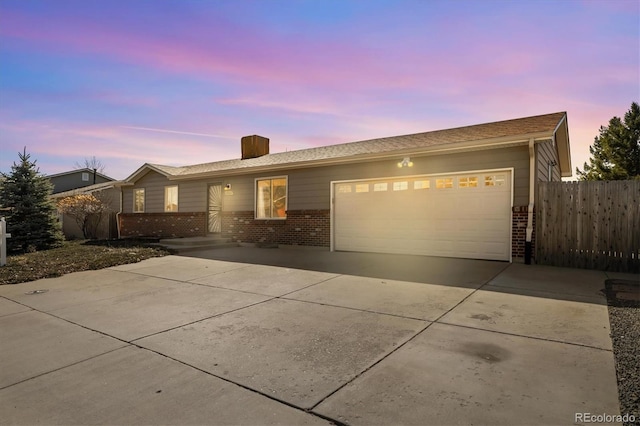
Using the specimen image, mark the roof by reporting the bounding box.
[47,168,115,181]
[50,181,123,198]
[126,111,571,182]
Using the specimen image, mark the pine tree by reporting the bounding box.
[577,102,640,180]
[0,149,64,253]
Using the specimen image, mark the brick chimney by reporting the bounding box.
[241,135,269,160]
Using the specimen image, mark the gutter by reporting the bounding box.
[526,138,535,264]
[165,135,554,182]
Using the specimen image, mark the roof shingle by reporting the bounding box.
[139,111,566,179]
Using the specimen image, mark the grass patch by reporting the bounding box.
[0,239,170,285]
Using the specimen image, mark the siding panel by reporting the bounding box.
[123,146,530,213]
[535,140,561,182]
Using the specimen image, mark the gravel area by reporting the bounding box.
[604,278,640,426]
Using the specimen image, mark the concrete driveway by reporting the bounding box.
[0,248,621,425]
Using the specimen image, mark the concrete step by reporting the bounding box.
[157,236,239,253]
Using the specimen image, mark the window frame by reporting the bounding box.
[254,176,288,220]
[133,188,145,213]
[81,172,89,182]
[164,185,179,212]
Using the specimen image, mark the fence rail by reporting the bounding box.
[536,180,640,273]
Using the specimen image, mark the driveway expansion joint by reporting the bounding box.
[436,320,615,352]
[0,346,127,391]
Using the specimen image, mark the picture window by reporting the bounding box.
[256,177,287,219]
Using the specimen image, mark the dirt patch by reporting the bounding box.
[603,278,639,425]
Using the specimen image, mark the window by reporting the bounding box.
[165,186,178,212]
[414,180,430,190]
[355,184,369,193]
[392,181,408,191]
[485,174,506,187]
[373,182,388,192]
[436,178,453,189]
[256,177,287,219]
[81,172,89,182]
[459,177,478,188]
[337,184,352,193]
[133,188,145,213]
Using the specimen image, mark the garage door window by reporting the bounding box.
[373,183,388,192]
[414,180,430,190]
[459,177,478,188]
[485,175,506,187]
[337,184,352,193]
[355,184,369,193]
[436,178,453,189]
[392,181,408,191]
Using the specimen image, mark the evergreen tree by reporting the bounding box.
[577,102,640,180]
[0,149,64,253]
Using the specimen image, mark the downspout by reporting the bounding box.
[115,187,123,239]
[525,138,535,264]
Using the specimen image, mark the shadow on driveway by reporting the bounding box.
[184,246,507,289]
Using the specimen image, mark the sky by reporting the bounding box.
[0,0,638,180]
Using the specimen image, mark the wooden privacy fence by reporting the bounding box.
[536,180,640,273]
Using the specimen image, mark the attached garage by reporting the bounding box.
[121,112,570,262]
[332,169,512,261]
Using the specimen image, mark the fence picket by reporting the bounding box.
[536,180,639,273]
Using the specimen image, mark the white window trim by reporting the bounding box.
[81,172,89,182]
[133,188,145,213]
[164,185,179,212]
[254,176,288,220]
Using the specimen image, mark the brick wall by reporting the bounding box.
[119,212,207,238]
[221,210,330,247]
[512,206,535,260]
[121,208,530,261]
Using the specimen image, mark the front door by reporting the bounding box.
[207,184,222,233]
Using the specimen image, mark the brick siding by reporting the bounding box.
[121,208,530,261]
[221,210,330,247]
[512,205,535,260]
[119,212,207,238]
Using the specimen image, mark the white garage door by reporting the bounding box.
[333,170,512,261]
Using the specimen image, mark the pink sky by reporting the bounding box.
[0,0,638,180]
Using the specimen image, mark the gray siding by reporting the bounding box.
[287,146,530,208]
[535,139,561,182]
[123,170,223,213]
[50,171,112,193]
[123,145,531,214]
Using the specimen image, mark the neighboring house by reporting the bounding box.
[119,112,571,262]
[48,168,114,194]
[52,181,122,240]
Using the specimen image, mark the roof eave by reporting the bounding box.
[124,163,173,183]
[171,131,554,181]
[553,113,572,177]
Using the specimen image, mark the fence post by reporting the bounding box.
[1,217,11,266]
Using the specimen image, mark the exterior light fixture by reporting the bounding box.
[224,184,232,190]
[397,157,414,168]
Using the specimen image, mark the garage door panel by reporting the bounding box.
[334,171,511,261]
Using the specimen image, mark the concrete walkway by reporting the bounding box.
[0,249,624,425]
